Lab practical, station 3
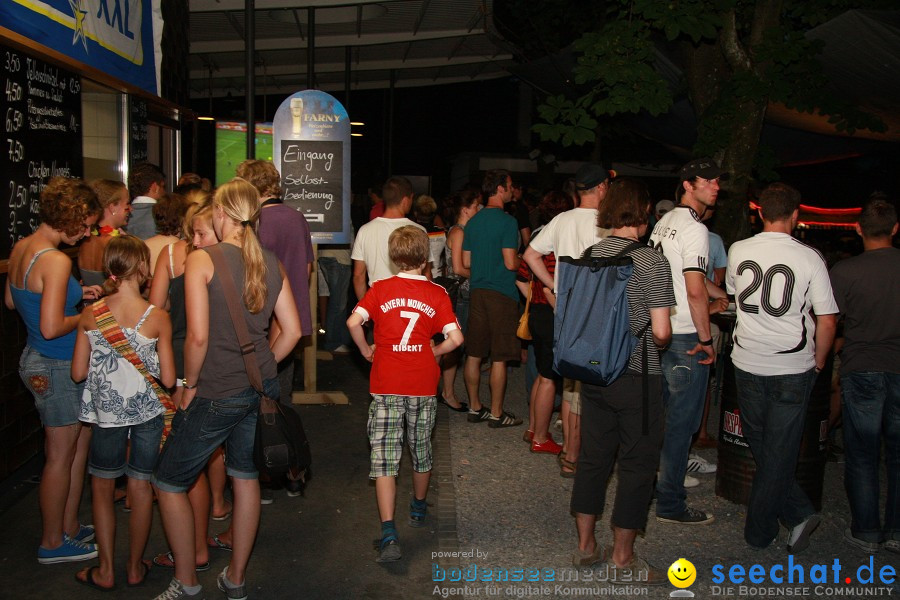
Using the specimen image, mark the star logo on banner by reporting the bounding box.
[69,0,89,53]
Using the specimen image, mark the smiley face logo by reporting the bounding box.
[668,558,696,588]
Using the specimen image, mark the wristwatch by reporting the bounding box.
[181,379,198,390]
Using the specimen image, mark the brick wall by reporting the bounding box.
[0,274,43,481]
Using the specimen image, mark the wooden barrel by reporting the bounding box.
[713,316,831,511]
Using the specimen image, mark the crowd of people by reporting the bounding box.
[3,157,897,597]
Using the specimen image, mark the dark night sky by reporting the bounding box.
[191,77,899,207]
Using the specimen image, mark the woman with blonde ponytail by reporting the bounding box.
[151,178,301,599]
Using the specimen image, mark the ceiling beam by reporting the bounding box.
[413,0,431,36]
[191,70,510,98]
[191,28,484,53]
[190,54,513,80]
[190,0,387,12]
[225,12,245,39]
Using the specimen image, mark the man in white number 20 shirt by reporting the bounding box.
[726,182,838,554]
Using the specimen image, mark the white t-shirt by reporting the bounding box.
[726,232,838,376]
[648,205,709,335]
[350,217,435,284]
[527,207,610,289]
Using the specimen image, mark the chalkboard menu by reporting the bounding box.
[280,140,344,234]
[2,43,82,258]
[129,97,148,165]
[273,90,351,244]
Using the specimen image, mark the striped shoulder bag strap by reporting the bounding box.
[92,298,176,445]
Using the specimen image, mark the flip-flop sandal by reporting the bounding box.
[75,566,115,592]
[207,534,233,551]
[126,559,152,587]
[152,551,210,572]
[212,501,233,521]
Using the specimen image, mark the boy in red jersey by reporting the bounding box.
[347,225,463,562]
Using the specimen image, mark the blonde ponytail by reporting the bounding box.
[240,223,267,313]
[213,179,268,313]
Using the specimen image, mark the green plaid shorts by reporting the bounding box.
[367,394,437,478]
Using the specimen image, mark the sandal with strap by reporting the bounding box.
[560,457,577,479]
[374,532,402,562]
[409,500,428,528]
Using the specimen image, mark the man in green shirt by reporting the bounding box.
[461,169,523,428]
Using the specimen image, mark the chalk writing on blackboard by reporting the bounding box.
[2,43,82,258]
[280,140,343,232]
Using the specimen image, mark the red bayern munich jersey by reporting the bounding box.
[354,273,460,396]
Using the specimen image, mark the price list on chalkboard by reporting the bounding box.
[280,140,344,234]
[2,43,83,258]
[129,97,148,165]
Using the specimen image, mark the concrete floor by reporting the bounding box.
[0,353,895,599]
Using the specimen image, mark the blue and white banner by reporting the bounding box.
[0,0,162,96]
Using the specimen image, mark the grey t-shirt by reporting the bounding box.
[830,246,900,376]
[198,243,283,398]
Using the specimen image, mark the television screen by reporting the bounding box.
[215,121,274,186]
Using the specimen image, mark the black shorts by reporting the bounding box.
[529,303,559,380]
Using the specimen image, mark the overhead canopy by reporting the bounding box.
[188,0,516,98]
[766,9,900,143]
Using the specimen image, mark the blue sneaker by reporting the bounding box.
[71,524,95,543]
[37,536,98,564]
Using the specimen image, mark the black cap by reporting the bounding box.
[575,162,616,191]
[678,158,729,181]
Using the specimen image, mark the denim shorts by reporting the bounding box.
[89,415,164,480]
[152,378,276,493]
[19,346,83,427]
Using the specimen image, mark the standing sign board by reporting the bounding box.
[273,91,351,244]
[2,43,82,258]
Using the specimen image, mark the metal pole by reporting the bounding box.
[245,0,255,158]
[307,8,315,89]
[344,46,351,113]
[387,69,395,175]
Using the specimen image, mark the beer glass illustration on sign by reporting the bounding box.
[290,97,303,136]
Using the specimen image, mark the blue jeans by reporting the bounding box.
[656,334,710,517]
[89,415,164,480]
[19,346,83,427]
[734,366,817,548]
[318,257,352,350]
[841,371,900,543]
[153,378,278,493]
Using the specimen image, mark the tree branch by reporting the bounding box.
[721,10,752,72]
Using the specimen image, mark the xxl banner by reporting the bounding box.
[273,90,351,244]
[0,0,162,95]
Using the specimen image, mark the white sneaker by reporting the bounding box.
[684,475,700,488]
[788,514,821,554]
[154,578,202,599]
[687,454,717,474]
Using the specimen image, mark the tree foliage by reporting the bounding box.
[501,0,888,244]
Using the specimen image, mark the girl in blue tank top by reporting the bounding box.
[4,176,102,565]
